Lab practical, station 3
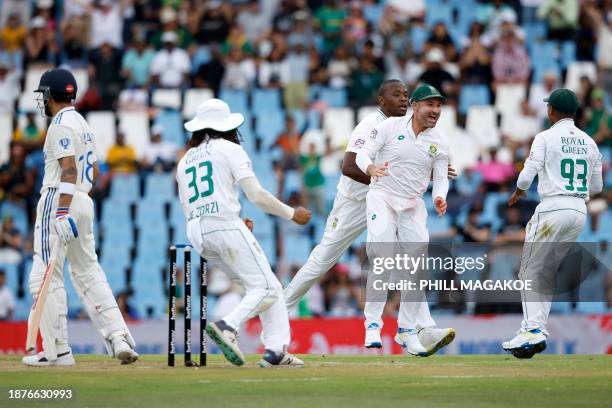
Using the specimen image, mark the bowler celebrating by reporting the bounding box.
[503,88,603,358]
[356,84,455,356]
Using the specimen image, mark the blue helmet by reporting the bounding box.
[34,68,77,117]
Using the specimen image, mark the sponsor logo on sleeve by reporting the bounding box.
[353,138,365,148]
[428,143,438,156]
[370,129,377,140]
[59,137,71,150]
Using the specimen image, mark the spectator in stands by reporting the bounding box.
[151,6,193,50]
[381,19,413,62]
[59,15,88,68]
[272,115,301,173]
[384,0,425,22]
[327,44,354,89]
[24,16,58,66]
[585,88,612,145]
[350,58,384,106]
[325,264,360,317]
[491,29,530,89]
[221,25,255,55]
[89,41,123,109]
[237,0,271,45]
[192,1,232,46]
[0,270,15,320]
[457,208,491,243]
[575,1,600,61]
[424,22,458,62]
[221,47,256,90]
[538,0,579,41]
[495,207,526,244]
[0,216,22,265]
[193,46,225,96]
[106,132,138,175]
[13,112,44,148]
[459,22,492,85]
[315,0,347,54]
[150,31,191,89]
[343,3,368,44]
[121,31,155,88]
[360,39,385,72]
[418,48,457,99]
[301,142,325,214]
[259,47,289,89]
[0,13,26,54]
[284,42,310,110]
[0,62,18,113]
[288,10,314,49]
[597,10,612,89]
[140,124,179,173]
[477,0,516,36]
[473,148,515,192]
[79,0,131,49]
[0,0,31,29]
[0,144,35,202]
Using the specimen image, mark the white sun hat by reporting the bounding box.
[184,98,245,133]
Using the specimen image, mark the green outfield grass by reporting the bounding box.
[1,355,610,407]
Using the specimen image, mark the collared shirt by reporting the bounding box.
[356,115,449,202]
[492,44,530,83]
[517,118,603,200]
[337,109,388,201]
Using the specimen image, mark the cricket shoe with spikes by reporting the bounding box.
[395,328,428,357]
[364,322,382,348]
[259,347,304,368]
[418,327,456,356]
[206,320,245,366]
[502,328,547,359]
[22,350,75,367]
[111,334,139,365]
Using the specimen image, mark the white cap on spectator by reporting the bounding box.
[426,48,445,63]
[37,0,53,9]
[99,0,113,7]
[30,16,46,29]
[151,124,164,136]
[500,9,517,24]
[208,0,222,9]
[184,99,244,133]
[160,7,177,24]
[161,31,178,44]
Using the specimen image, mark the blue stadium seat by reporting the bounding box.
[0,201,28,235]
[100,240,132,265]
[170,200,185,228]
[255,109,285,149]
[560,41,576,68]
[219,88,248,113]
[411,26,430,55]
[318,87,348,108]
[171,222,188,244]
[135,199,166,227]
[104,222,134,246]
[144,172,175,202]
[191,46,211,73]
[100,256,127,292]
[251,88,282,115]
[284,170,302,195]
[154,109,185,146]
[283,235,311,264]
[101,199,131,224]
[109,174,140,203]
[0,263,19,294]
[524,22,547,44]
[428,215,451,235]
[459,85,490,114]
[363,2,383,24]
[425,3,453,27]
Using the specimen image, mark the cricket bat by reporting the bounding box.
[25,241,61,352]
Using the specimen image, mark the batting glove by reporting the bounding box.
[55,207,78,244]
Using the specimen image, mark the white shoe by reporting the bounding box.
[259,347,304,368]
[206,320,245,366]
[111,335,139,365]
[22,350,75,367]
[502,328,547,359]
[394,328,428,356]
[364,323,382,348]
[418,327,455,356]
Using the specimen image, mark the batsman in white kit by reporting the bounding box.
[23,68,138,366]
[177,99,311,367]
[283,80,455,356]
[503,88,603,359]
[356,84,456,356]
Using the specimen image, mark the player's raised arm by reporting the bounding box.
[589,150,603,195]
[432,147,450,216]
[355,125,388,180]
[342,152,371,185]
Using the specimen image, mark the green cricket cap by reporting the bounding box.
[543,88,579,115]
[410,84,446,103]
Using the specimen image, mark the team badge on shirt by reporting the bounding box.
[428,143,438,156]
[59,138,71,150]
[370,129,377,139]
[397,135,405,141]
[331,217,339,230]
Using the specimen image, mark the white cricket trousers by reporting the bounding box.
[284,192,367,311]
[519,196,587,336]
[364,189,436,330]
[187,216,290,353]
[30,189,132,360]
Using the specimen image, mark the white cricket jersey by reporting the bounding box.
[42,107,98,194]
[337,109,388,201]
[176,138,255,221]
[357,115,450,201]
[517,118,603,200]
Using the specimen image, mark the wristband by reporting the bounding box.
[59,182,76,195]
[56,207,69,217]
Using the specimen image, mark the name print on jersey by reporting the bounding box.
[560,137,588,155]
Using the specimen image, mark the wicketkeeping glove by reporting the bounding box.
[55,207,78,244]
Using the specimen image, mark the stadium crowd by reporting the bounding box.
[0,0,611,321]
